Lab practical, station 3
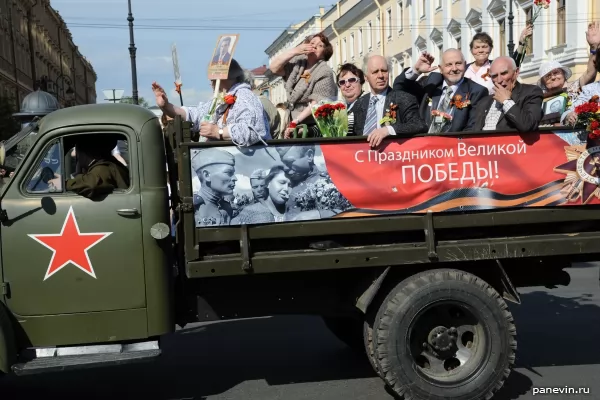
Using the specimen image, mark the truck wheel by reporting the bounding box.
[363,320,383,377]
[322,316,364,353]
[373,269,517,400]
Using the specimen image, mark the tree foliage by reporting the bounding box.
[120,96,149,108]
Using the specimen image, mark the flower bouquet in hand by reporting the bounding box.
[517,0,550,65]
[311,101,348,137]
[429,109,453,134]
[574,95,600,140]
[202,91,225,123]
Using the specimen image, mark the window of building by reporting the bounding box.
[397,1,404,33]
[386,8,392,39]
[557,0,566,45]
[436,0,442,10]
[448,18,462,51]
[350,33,355,59]
[342,37,347,62]
[358,28,363,55]
[421,0,426,18]
[376,14,381,44]
[367,21,373,49]
[499,19,506,56]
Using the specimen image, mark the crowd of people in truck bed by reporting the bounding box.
[152,22,600,149]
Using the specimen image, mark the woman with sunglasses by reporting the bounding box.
[336,63,365,136]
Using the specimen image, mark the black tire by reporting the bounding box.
[322,316,365,353]
[373,269,517,400]
[363,319,383,378]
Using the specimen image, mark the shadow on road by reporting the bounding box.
[0,316,377,400]
[1,289,598,400]
[509,291,600,368]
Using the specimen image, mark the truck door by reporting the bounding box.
[0,131,147,316]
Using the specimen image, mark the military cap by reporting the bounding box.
[250,169,265,180]
[191,148,235,173]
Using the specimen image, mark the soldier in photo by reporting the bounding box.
[250,169,267,202]
[192,148,237,226]
[276,145,328,218]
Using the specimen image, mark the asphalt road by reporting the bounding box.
[1,264,599,400]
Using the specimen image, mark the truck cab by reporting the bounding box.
[0,104,173,374]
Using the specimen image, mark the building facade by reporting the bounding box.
[265,0,599,100]
[0,0,97,109]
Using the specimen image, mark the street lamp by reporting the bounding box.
[507,0,515,55]
[127,0,139,105]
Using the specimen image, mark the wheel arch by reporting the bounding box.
[356,260,523,316]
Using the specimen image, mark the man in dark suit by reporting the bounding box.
[349,55,427,147]
[468,56,543,132]
[211,36,232,65]
[393,49,488,133]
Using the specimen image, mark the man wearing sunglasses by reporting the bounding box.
[394,49,488,133]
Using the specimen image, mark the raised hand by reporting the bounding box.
[151,82,168,108]
[520,24,533,42]
[295,43,316,56]
[587,21,600,48]
[414,52,437,74]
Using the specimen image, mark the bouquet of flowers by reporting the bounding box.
[429,110,453,134]
[311,101,348,137]
[294,176,352,212]
[517,0,550,65]
[574,95,600,140]
[202,92,225,123]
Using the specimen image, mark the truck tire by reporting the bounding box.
[322,316,364,353]
[373,269,517,400]
[363,320,383,377]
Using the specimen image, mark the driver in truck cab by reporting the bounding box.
[48,135,129,199]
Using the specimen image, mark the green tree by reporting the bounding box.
[0,96,20,141]
[120,96,149,108]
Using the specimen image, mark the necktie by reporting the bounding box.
[363,96,379,135]
[439,87,454,113]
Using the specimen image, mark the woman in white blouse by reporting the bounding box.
[465,27,530,94]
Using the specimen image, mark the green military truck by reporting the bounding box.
[0,103,596,400]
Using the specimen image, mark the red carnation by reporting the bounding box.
[224,94,236,105]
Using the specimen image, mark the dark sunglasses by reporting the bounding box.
[338,77,359,86]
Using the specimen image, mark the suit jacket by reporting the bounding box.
[211,51,231,64]
[393,70,488,132]
[348,87,427,136]
[469,82,543,132]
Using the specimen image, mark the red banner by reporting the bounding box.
[190,131,596,227]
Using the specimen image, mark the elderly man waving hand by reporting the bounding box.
[394,49,488,133]
[152,59,270,146]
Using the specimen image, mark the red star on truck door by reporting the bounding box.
[28,207,112,281]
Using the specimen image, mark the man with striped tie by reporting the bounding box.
[349,55,427,147]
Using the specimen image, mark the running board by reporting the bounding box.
[12,340,160,376]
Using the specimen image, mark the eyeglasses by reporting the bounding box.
[338,77,359,86]
[545,69,564,78]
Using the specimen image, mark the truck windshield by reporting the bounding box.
[0,121,40,179]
